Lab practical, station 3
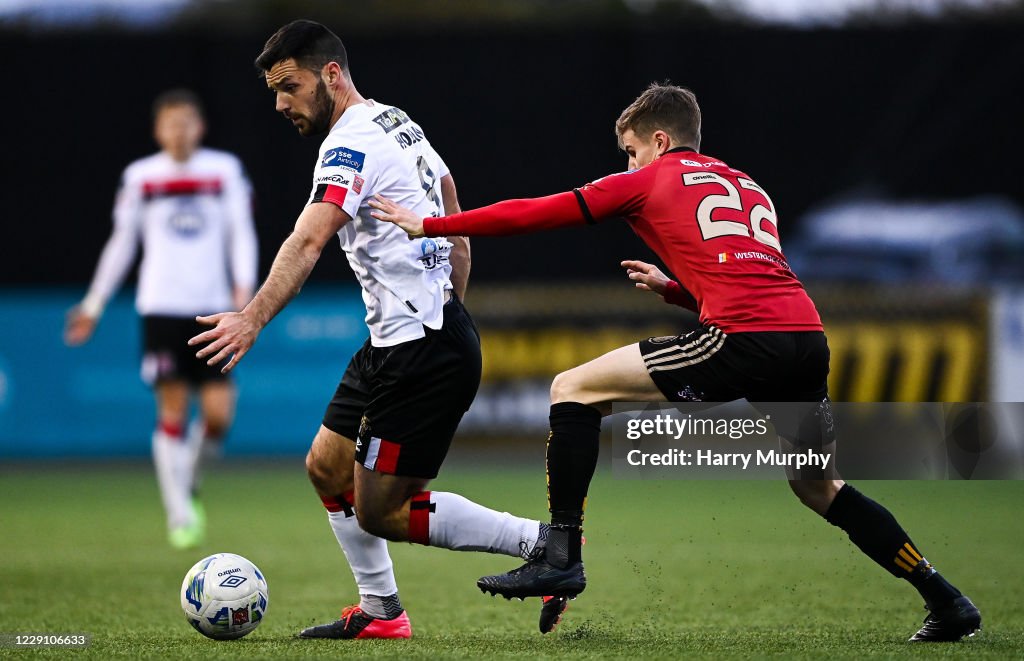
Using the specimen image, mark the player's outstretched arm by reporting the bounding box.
[370,191,588,238]
[621,259,698,312]
[189,202,350,373]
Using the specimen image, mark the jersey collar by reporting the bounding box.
[665,146,697,154]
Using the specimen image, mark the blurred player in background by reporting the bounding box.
[189,20,550,641]
[370,83,982,642]
[65,90,258,550]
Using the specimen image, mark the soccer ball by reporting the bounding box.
[180,553,269,640]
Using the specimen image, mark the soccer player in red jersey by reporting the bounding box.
[369,83,981,642]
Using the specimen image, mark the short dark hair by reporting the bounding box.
[615,82,701,150]
[152,88,203,121]
[255,19,348,75]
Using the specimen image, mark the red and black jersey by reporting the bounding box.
[423,147,822,333]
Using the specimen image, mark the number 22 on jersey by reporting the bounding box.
[682,172,781,251]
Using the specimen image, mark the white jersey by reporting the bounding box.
[309,100,454,347]
[82,148,258,318]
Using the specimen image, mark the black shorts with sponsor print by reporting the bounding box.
[322,294,482,479]
[639,325,830,404]
[142,315,230,387]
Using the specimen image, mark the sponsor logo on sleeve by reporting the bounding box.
[316,173,351,186]
[371,107,411,133]
[353,175,364,194]
[321,147,366,172]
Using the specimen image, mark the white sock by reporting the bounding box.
[186,419,223,495]
[152,427,195,529]
[411,491,541,559]
[327,509,399,617]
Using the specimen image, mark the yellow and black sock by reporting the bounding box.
[825,484,962,606]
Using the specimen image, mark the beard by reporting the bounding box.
[298,79,336,137]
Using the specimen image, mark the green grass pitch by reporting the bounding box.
[1,458,1021,659]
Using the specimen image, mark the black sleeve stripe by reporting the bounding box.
[312,184,328,203]
[573,188,596,225]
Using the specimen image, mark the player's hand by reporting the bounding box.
[368,195,425,237]
[188,310,261,374]
[64,306,97,346]
[621,259,671,297]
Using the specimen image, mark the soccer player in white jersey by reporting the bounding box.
[65,90,258,550]
[189,20,550,640]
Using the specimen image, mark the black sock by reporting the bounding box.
[545,402,601,567]
[824,484,961,606]
[545,524,583,569]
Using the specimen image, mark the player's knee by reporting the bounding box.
[305,448,350,494]
[550,370,583,403]
[203,416,231,440]
[304,450,324,487]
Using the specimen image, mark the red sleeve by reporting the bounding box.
[423,192,587,237]
[575,167,653,220]
[663,279,699,312]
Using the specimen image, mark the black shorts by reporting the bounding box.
[142,315,230,387]
[322,295,482,479]
[641,326,834,475]
[639,325,830,404]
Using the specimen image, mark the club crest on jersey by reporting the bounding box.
[322,147,366,172]
[167,205,206,237]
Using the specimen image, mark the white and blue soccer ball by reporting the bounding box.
[180,553,269,640]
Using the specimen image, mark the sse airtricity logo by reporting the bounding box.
[321,147,366,172]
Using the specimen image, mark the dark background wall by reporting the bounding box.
[3,25,1021,285]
